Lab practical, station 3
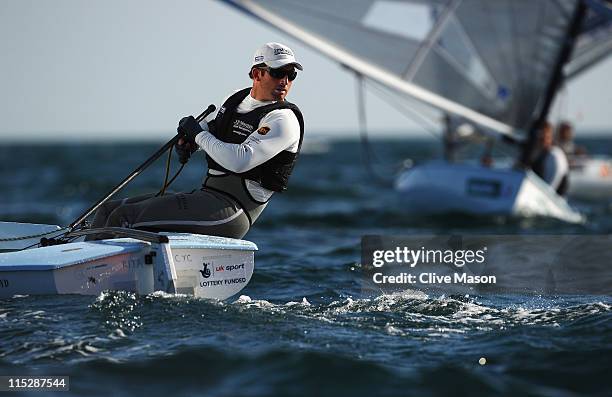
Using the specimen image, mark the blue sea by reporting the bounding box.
[1,138,611,396]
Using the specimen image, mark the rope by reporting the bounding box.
[159,146,174,196]
[355,74,394,185]
[365,79,442,139]
[156,163,185,197]
[163,164,185,191]
[0,227,69,242]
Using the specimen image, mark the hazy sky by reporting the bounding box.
[1,0,610,141]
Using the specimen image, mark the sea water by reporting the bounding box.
[1,138,611,396]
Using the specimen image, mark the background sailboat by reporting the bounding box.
[221,0,612,222]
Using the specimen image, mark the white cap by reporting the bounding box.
[251,42,303,70]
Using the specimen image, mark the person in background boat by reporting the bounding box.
[88,42,304,239]
[556,121,587,167]
[532,121,569,196]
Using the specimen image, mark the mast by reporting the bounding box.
[520,0,588,167]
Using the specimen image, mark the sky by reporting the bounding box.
[0,0,611,142]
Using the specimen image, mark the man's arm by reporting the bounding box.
[195,109,300,173]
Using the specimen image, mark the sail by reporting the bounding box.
[567,0,612,79]
[222,0,584,135]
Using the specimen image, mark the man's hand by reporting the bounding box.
[177,115,204,145]
[175,139,197,164]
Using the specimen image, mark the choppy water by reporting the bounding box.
[1,138,611,396]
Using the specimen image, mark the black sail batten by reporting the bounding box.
[520,0,588,168]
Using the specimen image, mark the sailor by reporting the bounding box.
[556,121,587,167]
[89,42,304,239]
[532,121,569,196]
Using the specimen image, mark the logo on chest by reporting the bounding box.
[232,120,255,136]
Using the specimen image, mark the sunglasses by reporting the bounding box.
[259,67,298,81]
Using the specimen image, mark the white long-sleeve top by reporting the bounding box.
[194,90,301,201]
[540,146,569,191]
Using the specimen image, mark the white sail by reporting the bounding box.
[222,0,585,135]
[567,1,612,78]
[221,0,593,223]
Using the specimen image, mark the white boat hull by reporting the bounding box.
[0,222,257,300]
[568,156,612,201]
[395,161,583,223]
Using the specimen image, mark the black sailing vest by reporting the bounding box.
[206,87,304,192]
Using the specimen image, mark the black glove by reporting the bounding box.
[175,141,197,164]
[177,115,204,145]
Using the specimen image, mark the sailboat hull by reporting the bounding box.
[568,156,612,201]
[395,161,584,223]
[0,222,257,300]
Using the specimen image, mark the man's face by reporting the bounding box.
[539,124,553,148]
[253,65,295,101]
[559,124,572,142]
